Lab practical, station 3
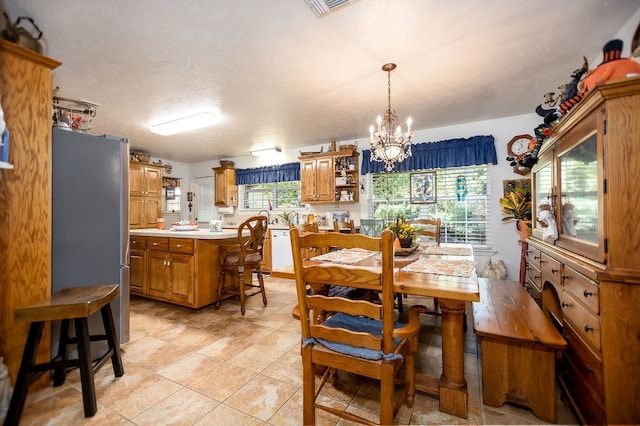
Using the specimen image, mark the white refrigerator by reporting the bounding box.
[51,128,130,350]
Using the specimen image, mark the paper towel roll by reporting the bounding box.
[218,206,234,214]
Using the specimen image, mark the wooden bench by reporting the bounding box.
[473,278,567,423]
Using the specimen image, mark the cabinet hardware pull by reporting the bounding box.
[585,365,595,374]
[561,301,570,308]
[584,324,594,332]
[534,255,540,260]
[562,274,570,280]
[583,289,593,297]
[551,268,558,273]
[540,259,546,264]
[177,244,182,248]
[153,242,159,246]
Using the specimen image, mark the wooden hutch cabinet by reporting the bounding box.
[130,162,163,228]
[300,149,359,203]
[213,166,238,207]
[527,76,640,425]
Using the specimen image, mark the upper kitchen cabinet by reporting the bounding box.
[300,149,359,203]
[0,40,61,387]
[130,162,163,228]
[213,166,238,207]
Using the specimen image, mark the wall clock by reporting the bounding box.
[507,134,534,175]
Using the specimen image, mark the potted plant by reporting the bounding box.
[499,186,532,240]
[386,216,417,248]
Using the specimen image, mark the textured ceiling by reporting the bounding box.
[2,0,639,163]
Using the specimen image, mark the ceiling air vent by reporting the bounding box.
[303,0,359,18]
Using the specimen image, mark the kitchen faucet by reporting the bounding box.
[258,209,271,224]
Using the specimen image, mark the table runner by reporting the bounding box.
[423,246,473,256]
[401,258,477,277]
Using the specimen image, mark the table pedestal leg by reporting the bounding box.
[438,298,468,419]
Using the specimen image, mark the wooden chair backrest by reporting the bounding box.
[298,222,319,233]
[407,218,441,244]
[359,219,384,237]
[333,219,355,234]
[290,229,397,354]
[236,215,269,261]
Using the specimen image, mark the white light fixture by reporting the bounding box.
[369,63,413,171]
[251,147,282,157]
[150,112,220,136]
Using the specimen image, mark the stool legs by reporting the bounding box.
[101,304,124,378]
[4,321,45,426]
[75,317,97,417]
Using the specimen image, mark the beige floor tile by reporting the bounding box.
[194,403,266,426]
[198,335,255,361]
[188,362,257,401]
[155,351,223,385]
[229,342,287,373]
[132,387,218,425]
[224,374,298,421]
[261,349,303,385]
[99,373,182,419]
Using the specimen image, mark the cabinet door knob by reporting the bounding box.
[584,324,594,332]
[583,289,593,298]
[562,274,570,280]
[561,301,570,308]
[177,244,182,248]
[551,268,558,274]
[153,242,159,246]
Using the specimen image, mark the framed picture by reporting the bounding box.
[503,178,530,197]
[410,172,437,204]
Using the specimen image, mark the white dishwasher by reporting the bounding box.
[270,229,293,270]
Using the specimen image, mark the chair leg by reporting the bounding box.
[5,321,44,426]
[53,319,71,386]
[301,345,316,426]
[75,318,97,417]
[379,363,395,425]
[257,269,267,306]
[100,304,124,378]
[238,267,246,315]
[215,269,225,309]
[396,293,404,313]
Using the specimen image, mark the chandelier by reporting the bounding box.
[369,63,413,171]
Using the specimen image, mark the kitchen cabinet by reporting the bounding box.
[129,236,147,295]
[213,166,238,207]
[0,40,61,387]
[260,230,272,273]
[129,230,240,308]
[130,162,163,228]
[527,76,640,425]
[299,149,359,203]
[146,237,195,305]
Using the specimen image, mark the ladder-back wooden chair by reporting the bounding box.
[332,219,356,234]
[216,216,268,315]
[408,218,442,314]
[290,229,424,425]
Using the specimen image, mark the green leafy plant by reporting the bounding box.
[499,187,532,223]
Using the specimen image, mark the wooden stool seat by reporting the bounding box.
[5,284,124,425]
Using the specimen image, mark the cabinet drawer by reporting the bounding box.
[130,236,147,250]
[540,252,562,287]
[564,321,603,400]
[562,291,601,353]
[526,245,541,268]
[562,355,606,425]
[525,276,542,306]
[526,263,541,289]
[563,265,599,314]
[148,237,169,251]
[170,238,194,254]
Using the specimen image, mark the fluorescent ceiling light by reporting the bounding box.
[251,147,282,157]
[150,112,220,136]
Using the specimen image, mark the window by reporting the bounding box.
[241,181,302,210]
[369,165,490,248]
[163,186,181,213]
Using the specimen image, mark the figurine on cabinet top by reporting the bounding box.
[536,200,558,243]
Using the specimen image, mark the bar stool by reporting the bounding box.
[5,284,124,425]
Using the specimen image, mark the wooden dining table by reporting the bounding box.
[271,242,480,419]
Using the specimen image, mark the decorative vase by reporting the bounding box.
[517,220,532,241]
[399,237,413,248]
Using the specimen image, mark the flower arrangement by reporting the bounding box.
[385,216,417,240]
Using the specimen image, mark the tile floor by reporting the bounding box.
[15,276,578,425]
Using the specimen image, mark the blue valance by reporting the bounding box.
[235,161,300,185]
[361,135,497,174]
